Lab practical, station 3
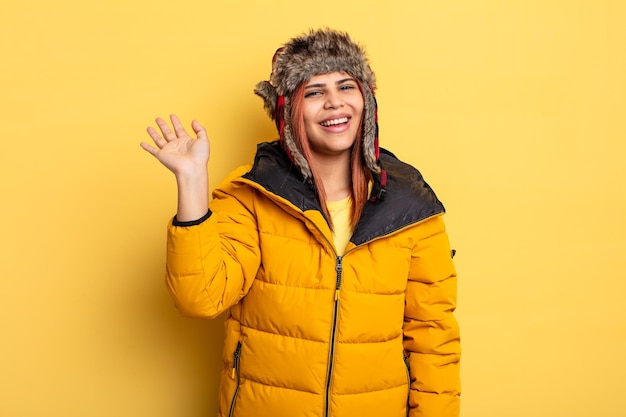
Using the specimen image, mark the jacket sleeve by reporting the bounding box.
[404,214,461,417]
[165,167,261,318]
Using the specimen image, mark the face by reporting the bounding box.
[302,71,364,161]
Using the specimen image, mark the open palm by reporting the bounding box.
[141,114,210,176]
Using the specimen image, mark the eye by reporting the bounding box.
[340,83,357,91]
[304,90,322,98]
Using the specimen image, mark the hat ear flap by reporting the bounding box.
[254,81,278,118]
[361,83,381,174]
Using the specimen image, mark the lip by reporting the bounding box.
[319,114,352,132]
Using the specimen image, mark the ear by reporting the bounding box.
[254,81,278,119]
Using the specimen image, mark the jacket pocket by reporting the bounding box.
[228,341,242,417]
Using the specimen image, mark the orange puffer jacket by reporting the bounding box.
[165,142,460,417]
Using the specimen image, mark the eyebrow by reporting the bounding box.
[304,77,356,89]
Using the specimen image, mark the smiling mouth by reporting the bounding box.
[320,117,349,127]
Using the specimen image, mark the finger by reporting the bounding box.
[146,126,167,148]
[191,120,208,140]
[170,114,189,138]
[139,141,159,156]
[156,117,177,141]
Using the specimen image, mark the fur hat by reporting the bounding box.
[254,29,381,181]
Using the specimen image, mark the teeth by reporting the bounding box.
[320,117,348,127]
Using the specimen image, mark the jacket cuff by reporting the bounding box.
[172,210,212,227]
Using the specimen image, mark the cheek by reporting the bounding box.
[302,103,317,126]
[356,105,364,119]
[350,97,365,117]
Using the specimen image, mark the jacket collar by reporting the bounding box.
[242,141,445,245]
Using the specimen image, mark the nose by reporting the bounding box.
[323,90,343,109]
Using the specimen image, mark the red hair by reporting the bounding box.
[289,81,372,230]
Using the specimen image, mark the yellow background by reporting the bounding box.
[1,1,624,416]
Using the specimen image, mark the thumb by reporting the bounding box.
[191,120,208,140]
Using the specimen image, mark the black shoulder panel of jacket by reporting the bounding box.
[242,142,445,246]
[242,141,323,213]
[351,150,445,245]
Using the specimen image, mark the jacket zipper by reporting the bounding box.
[324,255,343,417]
[228,341,242,417]
[403,350,411,416]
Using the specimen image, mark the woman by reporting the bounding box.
[141,29,460,417]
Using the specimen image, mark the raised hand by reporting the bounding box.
[141,114,210,177]
[141,114,210,222]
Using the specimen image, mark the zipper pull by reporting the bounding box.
[231,341,242,379]
[335,256,343,300]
